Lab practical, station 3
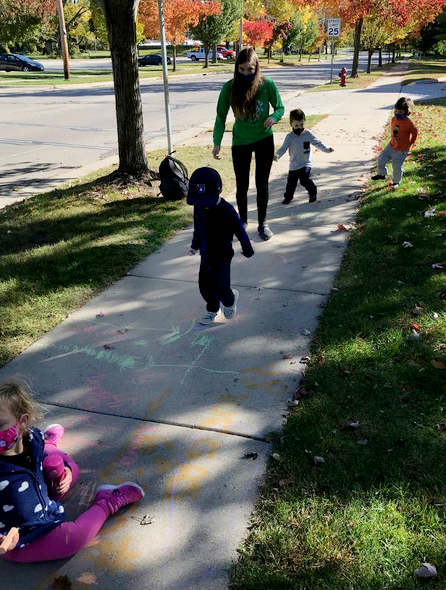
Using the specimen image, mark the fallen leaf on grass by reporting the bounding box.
[314,456,325,464]
[411,322,422,331]
[357,439,369,445]
[414,563,437,578]
[432,263,444,269]
[432,360,446,369]
[279,477,294,487]
[272,453,282,461]
[403,241,413,248]
[287,399,299,407]
[412,305,424,315]
[336,224,348,231]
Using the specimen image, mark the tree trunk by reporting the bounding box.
[172,45,177,72]
[351,17,362,78]
[367,49,373,73]
[378,47,382,67]
[101,0,149,176]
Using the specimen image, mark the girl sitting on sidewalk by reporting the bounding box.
[0,379,144,562]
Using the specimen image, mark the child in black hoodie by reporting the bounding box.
[187,167,254,324]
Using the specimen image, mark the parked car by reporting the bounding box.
[217,46,236,59]
[138,54,171,66]
[0,53,44,72]
[186,48,224,61]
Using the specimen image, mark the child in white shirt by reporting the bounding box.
[275,109,334,203]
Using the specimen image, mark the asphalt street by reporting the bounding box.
[0,52,379,206]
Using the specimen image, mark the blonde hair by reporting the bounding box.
[231,47,263,120]
[0,379,45,426]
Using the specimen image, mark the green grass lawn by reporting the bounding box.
[228,98,446,589]
[0,146,236,366]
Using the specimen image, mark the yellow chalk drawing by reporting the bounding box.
[240,364,288,395]
[138,433,175,455]
[146,387,172,419]
[186,439,220,461]
[154,455,175,474]
[165,464,209,500]
[200,403,238,431]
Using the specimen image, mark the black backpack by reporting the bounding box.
[158,155,189,200]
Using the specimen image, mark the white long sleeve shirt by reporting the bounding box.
[275,129,331,170]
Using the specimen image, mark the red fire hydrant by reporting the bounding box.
[339,67,347,87]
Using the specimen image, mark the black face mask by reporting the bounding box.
[293,127,304,135]
[240,72,255,83]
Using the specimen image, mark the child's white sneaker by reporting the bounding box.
[199,310,219,325]
[223,289,239,319]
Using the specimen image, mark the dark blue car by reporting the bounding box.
[138,54,171,66]
[0,54,44,72]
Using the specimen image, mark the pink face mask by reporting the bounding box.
[0,422,20,454]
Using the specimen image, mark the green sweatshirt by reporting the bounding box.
[213,76,284,147]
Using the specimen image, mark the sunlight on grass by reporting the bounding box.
[229,89,446,590]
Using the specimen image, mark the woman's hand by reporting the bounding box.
[263,117,275,129]
[188,248,197,256]
[212,145,221,160]
[55,466,73,496]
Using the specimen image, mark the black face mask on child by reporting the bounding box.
[293,127,304,135]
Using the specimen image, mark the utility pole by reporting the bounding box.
[56,0,70,79]
[158,0,173,153]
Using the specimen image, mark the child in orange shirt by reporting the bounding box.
[371,97,418,188]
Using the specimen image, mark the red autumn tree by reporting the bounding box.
[139,0,220,70]
[243,18,273,49]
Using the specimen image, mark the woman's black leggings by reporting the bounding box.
[231,134,274,226]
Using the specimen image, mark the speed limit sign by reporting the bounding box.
[327,18,341,37]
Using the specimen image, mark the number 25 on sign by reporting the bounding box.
[327,18,341,37]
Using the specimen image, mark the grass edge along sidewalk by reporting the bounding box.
[228,98,446,590]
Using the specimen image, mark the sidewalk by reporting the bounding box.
[1,71,444,590]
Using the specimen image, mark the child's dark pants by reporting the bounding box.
[284,166,316,200]
[199,258,234,312]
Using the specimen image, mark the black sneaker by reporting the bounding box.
[282,196,293,204]
[258,224,273,240]
[309,193,317,203]
[371,174,386,180]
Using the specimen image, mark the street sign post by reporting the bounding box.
[327,18,341,83]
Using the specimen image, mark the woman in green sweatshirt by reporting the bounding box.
[212,48,284,241]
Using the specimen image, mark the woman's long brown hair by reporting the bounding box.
[231,48,263,120]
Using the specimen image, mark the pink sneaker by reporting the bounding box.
[94,482,144,515]
[43,424,65,446]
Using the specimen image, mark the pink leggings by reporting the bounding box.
[3,441,110,563]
